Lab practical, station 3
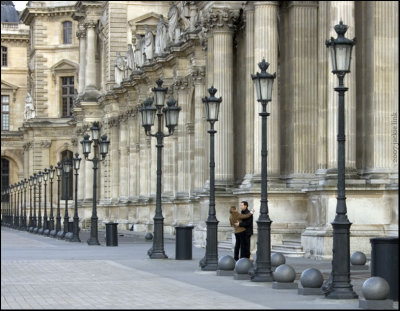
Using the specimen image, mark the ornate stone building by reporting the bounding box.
[1,1,398,258]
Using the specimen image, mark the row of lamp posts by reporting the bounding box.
[1,20,356,300]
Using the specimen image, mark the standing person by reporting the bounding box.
[235,201,253,259]
[229,206,254,261]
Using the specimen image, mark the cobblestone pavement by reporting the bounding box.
[1,227,397,309]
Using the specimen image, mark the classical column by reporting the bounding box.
[77,129,86,201]
[84,21,98,93]
[211,9,237,187]
[110,120,120,202]
[285,2,319,184]
[175,78,190,198]
[119,117,128,202]
[254,1,280,178]
[244,3,255,177]
[364,1,399,178]
[77,25,86,94]
[192,67,207,193]
[128,112,139,201]
[327,2,357,175]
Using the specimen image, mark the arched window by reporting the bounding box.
[1,158,10,202]
[1,46,7,67]
[61,150,73,200]
[63,21,72,44]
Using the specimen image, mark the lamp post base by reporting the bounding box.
[87,237,100,245]
[251,273,274,282]
[148,247,168,259]
[325,289,358,299]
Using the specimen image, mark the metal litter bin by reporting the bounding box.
[175,226,194,260]
[68,221,74,233]
[370,237,398,301]
[106,222,118,246]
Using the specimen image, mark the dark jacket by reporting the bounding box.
[239,208,253,236]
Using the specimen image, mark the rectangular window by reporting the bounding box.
[61,76,74,117]
[1,95,10,131]
[1,46,7,67]
[63,21,72,44]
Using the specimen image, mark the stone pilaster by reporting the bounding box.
[128,110,139,201]
[192,67,207,193]
[110,118,120,202]
[253,1,280,178]
[327,2,357,174]
[76,25,86,94]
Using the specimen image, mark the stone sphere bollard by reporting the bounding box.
[362,277,390,300]
[145,232,153,240]
[235,258,253,274]
[350,251,367,265]
[300,268,324,288]
[218,255,236,271]
[271,252,286,267]
[273,264,296,283]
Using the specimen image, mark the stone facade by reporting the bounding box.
[1,1,398,259]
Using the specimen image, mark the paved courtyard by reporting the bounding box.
[1,227,396,309]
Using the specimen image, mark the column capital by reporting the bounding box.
[203,8,241,34]
[84,20,97,29]
[191,66,206,85]
[173,77,190,90]
[76,28,86,39]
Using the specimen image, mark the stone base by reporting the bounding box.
[272,282,298,289]
[217,270,234,276]
[234,272,251,280]
[298,287,323,295]
[351,265,369,271]
[358,298,394,310]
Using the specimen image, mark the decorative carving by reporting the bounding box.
[23,142,32,151]
[134,34,145,69]
[168,3,180,45]
[24,93,35,120]
[115,52,127,86]
[173,77,189,90]
[144,25,155,62]
[40,140,52,148]
[71,138,78,146]
[191,66,205,84]
[155,15,168,56]
[126,44,134,77]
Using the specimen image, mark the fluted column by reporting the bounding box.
[128,112,139,201]
[175,79,190,197]
[77,25,86,94]
[245,3,255,176]
[327,2,357,173]
[286,2,319,181]
[110,121,120,202]
[192,67,207,192]
[211,9,237,187]
[119,117,128,202]
[254,1,280,178]
[84,21,97,91]
[364,1,399,177]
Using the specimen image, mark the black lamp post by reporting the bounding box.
[31,174,37,232]
[139,78,181,259]
[250,59,276,282]
[81,122,110,245]
[199,86,222,271]
[324,20,357,299]
[28,177,33,230]
[71,153,81,242]
[17,182,22,229]
[61,159,72,240]
[22,179,27,230]
[41,169,49,235]
[35,171,43,234]
[51,162,63,238]
[48,166,55,235]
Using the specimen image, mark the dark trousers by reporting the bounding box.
[234,232,242,260]
[240,232,251,259]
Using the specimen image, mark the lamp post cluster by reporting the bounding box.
[2,158,82,244]
[1,22,356,302]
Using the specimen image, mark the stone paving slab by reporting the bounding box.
[1,227,398,309]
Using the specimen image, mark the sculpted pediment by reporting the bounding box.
[50,59,78,83]
[1,80,19,91]
[128,12,166,35]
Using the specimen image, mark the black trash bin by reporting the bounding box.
[175,226,194,260]
[68,221,74,233]
[106,222,119,246]
[370,237,398,301]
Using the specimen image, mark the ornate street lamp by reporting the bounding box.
[51,162,63,238]
[81,122,110,245]
[250,58,276,282]
[34,172,43,234]
[47,166,55,235]
[28,176,34,231]
[324,20,357,299]
[199,86,222,271]
[17,182,22,229]
[41,169,49,235]
[60,159,72,240]
[22,179,28,230]
[70,153,82,242]
[139,78,181,259]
